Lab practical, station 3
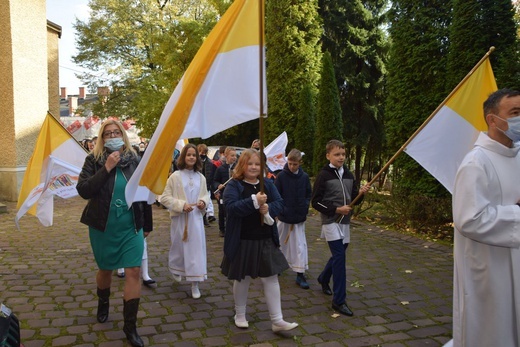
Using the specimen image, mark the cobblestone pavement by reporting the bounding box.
[0,197,453,347]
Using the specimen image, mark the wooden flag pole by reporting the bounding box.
[258,0,266,195]
[258,0,266,225]
[349,46,495,207]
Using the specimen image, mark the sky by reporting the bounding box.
[46,0,90,95]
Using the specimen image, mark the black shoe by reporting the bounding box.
[143,279,157,288]
[219,230,225,237]
[296,274,310,289]
[317,277,332,295]
[332,302,354,316]
[203,215,210,227]
[208,216,217,222]
[96,287,110,323]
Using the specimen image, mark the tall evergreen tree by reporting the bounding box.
[448,0,520,90]
[385,0,452,196]
[318,0,389,182]
[265,0,322,144]
[294,83,316,174]
[313,52,343,174]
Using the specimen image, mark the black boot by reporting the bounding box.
[96,287,110,323]
[123,298,144,347]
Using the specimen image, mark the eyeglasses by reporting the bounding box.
[102,130,123,138]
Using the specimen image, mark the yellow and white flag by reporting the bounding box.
[404,58,497,194]
[16,113,87,228]
[126,0,266,204]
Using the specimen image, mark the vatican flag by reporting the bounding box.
[16,113,87,228]
[126,0,266,204]
[404,56,497,194]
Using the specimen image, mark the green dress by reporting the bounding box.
[89,167,144,270]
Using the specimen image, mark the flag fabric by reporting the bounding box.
[126,0,266,205]
[264,131,288,172]
[404,58,497,194]
[16,113,87,228]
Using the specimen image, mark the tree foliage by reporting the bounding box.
[73,0,231,137]
[447,0,520,90]
[318,0,389,183]
[313,52,343,174]
[385,0,452,197]
[265,0,322,145]
[294,83,316,174]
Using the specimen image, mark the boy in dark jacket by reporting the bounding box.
[275,149,312,289]
[311,140,370,316]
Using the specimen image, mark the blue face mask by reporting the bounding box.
[493,115,520,142]
[104,138,125,152]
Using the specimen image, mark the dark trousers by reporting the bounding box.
[217,198,226,232]
[319,240,349,305]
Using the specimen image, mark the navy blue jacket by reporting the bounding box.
[274,164,311,224]
[223,179,283,261]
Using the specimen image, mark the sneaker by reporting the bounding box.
[208,216,217,223]
[191,282,201,299]
[117,269,125,278]
[296,274,310,289]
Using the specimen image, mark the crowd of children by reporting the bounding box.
[83,130,371,343]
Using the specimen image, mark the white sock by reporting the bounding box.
[261,275,285,325]
[141,258,151,281]
[233,277,251,322]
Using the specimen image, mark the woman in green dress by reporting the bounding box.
[77,120,152,347]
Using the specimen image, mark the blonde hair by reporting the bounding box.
[232,149,261,180]
[287,148,302,161]
[91,119,135,160]
[224,147,236,156]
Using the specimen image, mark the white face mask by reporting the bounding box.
[104,138,125,151]
[493,114,520,142]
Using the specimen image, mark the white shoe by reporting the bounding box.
[272,321,298,332]
[191,282,201,299]
[172,274,182,282]
[234,315,249,329]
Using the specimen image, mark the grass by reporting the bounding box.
[352,191,454,247]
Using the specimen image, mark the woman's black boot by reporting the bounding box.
[96,287,110,323]
[123,298,144,347]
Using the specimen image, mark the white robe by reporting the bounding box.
[160,170,209,282]
[451,132,520,347]
[277,221,308,273]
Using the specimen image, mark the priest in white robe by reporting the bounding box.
[451,88,520,347]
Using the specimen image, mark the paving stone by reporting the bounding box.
[0,197,453,346]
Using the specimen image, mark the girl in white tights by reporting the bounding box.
[220,149,298,332]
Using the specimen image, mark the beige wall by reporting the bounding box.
[47,21,61,118]
[0,0,50,201]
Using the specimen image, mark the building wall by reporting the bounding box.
[47,21,61,118]
[0,0,50,201]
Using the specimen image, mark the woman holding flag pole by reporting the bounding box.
[77,120,152,347]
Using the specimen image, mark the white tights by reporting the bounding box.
[233,275,285,325]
